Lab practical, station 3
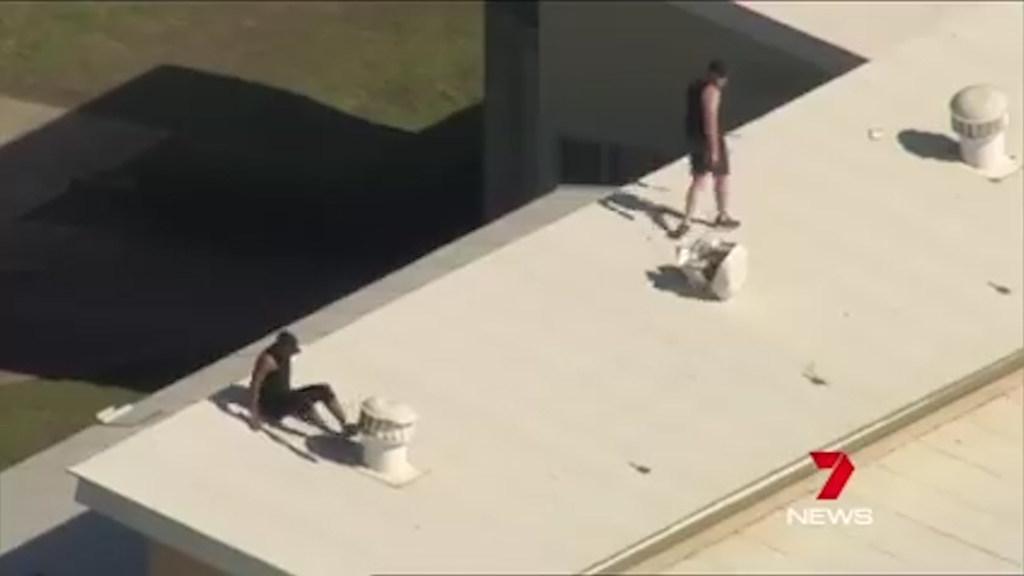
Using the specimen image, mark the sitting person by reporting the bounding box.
[248,331,355,436]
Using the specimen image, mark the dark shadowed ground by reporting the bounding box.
[0,2,483,469]
[1,64,483,393]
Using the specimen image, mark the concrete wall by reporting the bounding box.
[483,1,552,220]
[150,540,227,576]
[484,0,854,207]
[540,1,843,181]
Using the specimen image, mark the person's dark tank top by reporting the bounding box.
[261,347,291,400]
[685,79,712,141]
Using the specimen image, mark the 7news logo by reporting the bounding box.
[786,451,874,527]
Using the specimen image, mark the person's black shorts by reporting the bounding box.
[689,137,730,176]
[259,384,334,420]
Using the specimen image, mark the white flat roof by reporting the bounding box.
[71,4,1023,575]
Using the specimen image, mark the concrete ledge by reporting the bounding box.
[582,348,1024,575]
[72,478,288,576]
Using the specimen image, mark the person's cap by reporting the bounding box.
[709,59,728,77]
[276,330,301,355]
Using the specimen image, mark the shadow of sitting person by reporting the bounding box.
[646,265,719,301]
[897,129,960,162]
[306,434,363,467]
[208,384,318,463]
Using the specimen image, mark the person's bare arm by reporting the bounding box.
[702,85,721,162]
[248,354,277,429]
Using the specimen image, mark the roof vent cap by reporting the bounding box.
[949,84,1017,176]
[357,396,423,486]
[950,84,1008,139]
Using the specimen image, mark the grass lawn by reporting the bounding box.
[0,379,143,471]
[0,1,482,130]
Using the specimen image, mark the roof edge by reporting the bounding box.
[581,348,1024,574]
[71,475,288,576]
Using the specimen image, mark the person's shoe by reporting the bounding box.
[341,423,360,439]
[668,220,691,239]
[714,214,741,229]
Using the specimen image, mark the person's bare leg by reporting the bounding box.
[714,174,739,227]
[298,407,332,434]
[713,174,729,217]
[679,173,707,236]
[324,398,357,436]
[685,173,707,222]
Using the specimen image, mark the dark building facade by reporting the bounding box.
[484,0,864,220]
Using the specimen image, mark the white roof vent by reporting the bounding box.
[677,237,748,301]
[950,84,1018,177]
[356,396,424,486]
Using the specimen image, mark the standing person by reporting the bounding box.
[248,331,355,436]
[679,59,740,235]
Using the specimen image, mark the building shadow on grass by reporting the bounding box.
[897,129,960,162]
[0,64,482,393]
